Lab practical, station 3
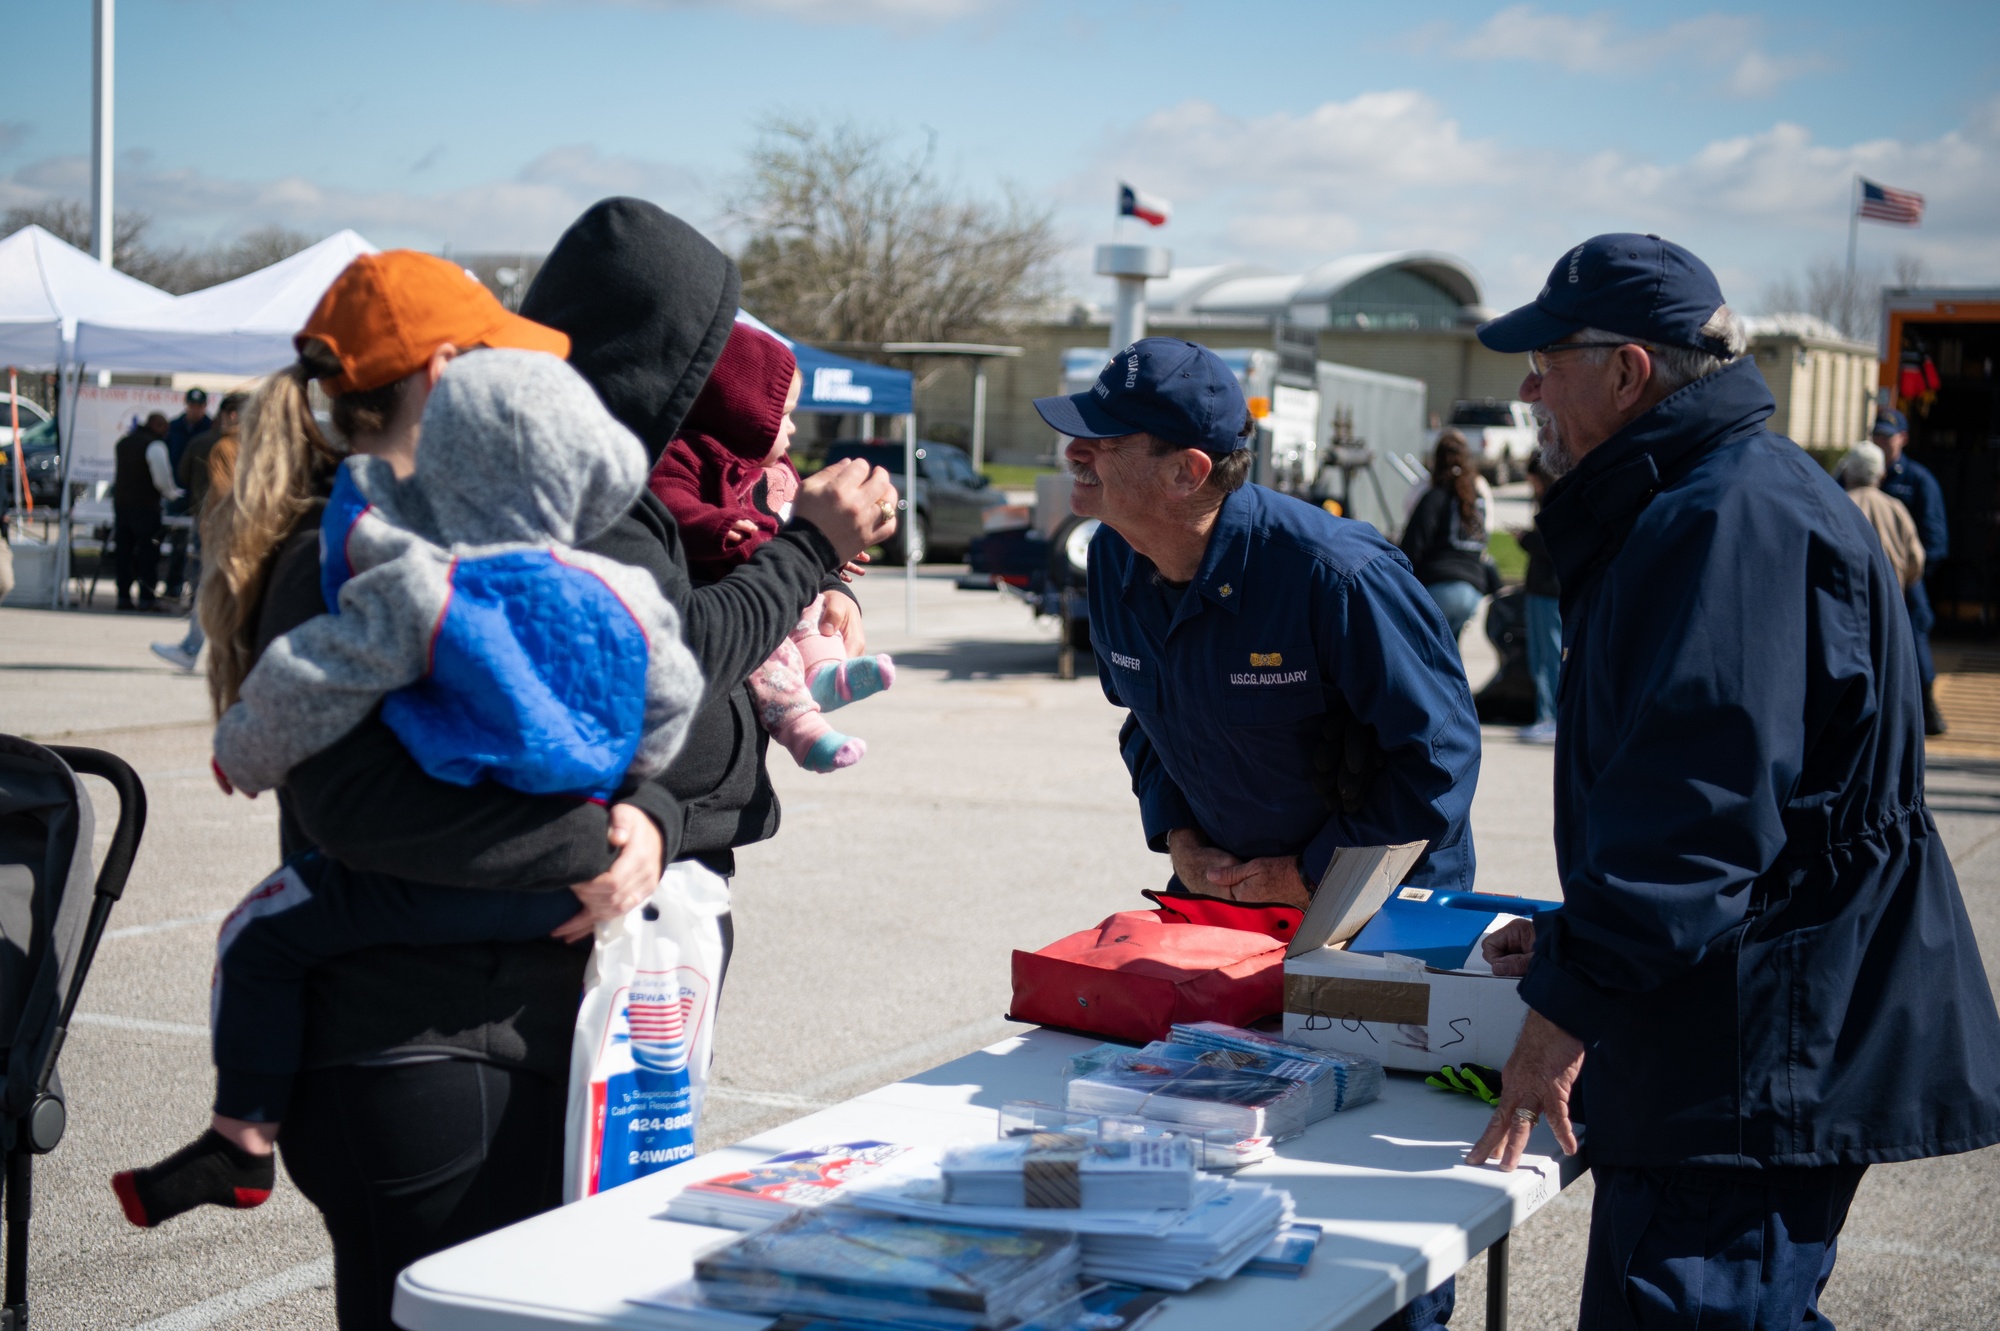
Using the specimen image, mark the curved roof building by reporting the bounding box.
[1145,251,1488,331]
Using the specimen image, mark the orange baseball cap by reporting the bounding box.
[297,250,570,396]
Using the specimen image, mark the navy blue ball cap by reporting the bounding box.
[1872,407,1909,435]
[1034,337,1250,455]
[1478,233,1732,358]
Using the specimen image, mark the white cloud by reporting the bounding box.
[1070,91,2000,310]
[0,145,708,252]
[489,0,1003,23]
[1412,6,1830,99]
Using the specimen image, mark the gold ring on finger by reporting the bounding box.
[1513,1107,1540,1126]
[880,501,897,520]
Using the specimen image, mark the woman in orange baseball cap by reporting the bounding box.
[191,222,897,1329]
[200,249,568,709]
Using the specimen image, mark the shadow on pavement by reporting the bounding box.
[891,639,1094,682]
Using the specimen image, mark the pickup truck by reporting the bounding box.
[1444,399,1538,482]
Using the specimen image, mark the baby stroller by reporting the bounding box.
[0,735,143,1330]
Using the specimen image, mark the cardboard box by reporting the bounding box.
[1281,942,1531,1073]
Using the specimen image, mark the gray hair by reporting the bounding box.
[1576,305,1748,394]
[1839,440,1887,490]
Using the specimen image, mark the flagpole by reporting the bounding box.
[1845,174,1860,294]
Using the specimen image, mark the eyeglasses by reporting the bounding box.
[1529,341,1647,376]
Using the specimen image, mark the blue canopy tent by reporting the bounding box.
[732,312,920,627]
[732,311,911,415]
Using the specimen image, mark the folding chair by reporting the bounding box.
[0,736,145,1330]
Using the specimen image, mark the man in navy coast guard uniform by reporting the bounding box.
[1469,234,2000,1329]
[1035,338,1481,1331]
[1873,407,1950,735]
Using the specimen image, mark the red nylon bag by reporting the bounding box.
[1142,889,1303,943]
[1008,905,1289,1044]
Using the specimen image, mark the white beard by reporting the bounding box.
[1533,404,1578,478]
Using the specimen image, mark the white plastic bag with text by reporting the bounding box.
[563,860,729,1201]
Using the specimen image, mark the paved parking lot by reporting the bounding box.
[2,568,1997,1328]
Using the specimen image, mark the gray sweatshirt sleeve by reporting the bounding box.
[212,531,454,794]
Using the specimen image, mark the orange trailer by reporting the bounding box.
[1880,288,2000,625]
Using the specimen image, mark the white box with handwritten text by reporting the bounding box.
[1280,946,1530,1074]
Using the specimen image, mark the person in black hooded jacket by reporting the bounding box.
[265,203,897,1330]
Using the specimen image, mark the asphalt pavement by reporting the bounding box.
[1,568,1996,1329]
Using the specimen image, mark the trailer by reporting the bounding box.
[1881,288,2000,626]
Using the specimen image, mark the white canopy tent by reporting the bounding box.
[43,228,378,606]
[73,229,378,375]
[0,225,173,371]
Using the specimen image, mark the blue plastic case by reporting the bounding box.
[1345,889,1558,970]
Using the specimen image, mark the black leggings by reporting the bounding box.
[279,1059,566,1331]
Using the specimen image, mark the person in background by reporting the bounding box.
[1839,441,1925,592]
[1515,449,1560,744]
[153,392,245,671]
[112,411,177,611]
[1471,233,2000,1329]
[1875,407,1949,735]
[1399,430,1490,643]
[160,386,211,603]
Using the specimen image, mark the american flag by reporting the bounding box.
[1857,178,1924,226]
[626,995,691,1070]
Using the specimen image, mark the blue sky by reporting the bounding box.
[4,0,1996,311]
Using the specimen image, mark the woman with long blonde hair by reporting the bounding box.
[197,344,345,714]
[158,241,892,1331]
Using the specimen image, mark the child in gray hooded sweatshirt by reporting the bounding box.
[113,348,704,1229]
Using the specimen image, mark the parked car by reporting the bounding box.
[1,414,60,512]
[0,392,51,449]
[1443,399,1538,482]
[820,438,1008,564]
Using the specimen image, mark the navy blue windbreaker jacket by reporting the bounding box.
[1524,356,2000,1168]
[1090,483,1481,894]
[1883,454,1948,563]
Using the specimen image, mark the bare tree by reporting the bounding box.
[731,118,1061,345]
[4,199,153,269]
[3,202,313,293]
[1762,252,1937,343]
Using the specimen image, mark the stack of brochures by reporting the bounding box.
[1166,1022,1384,1116]
[1076,1179,1293,1290]
[664,1142,930,1230]
[693,1208,1082,1329]
[940,1134,1195,1211]
[849,1172,1294,1291]
[1243,1221,1323,1278]
[741,1281,1173,1331]
[1064,1049,1313,1143]
[998,1100,1271,1172]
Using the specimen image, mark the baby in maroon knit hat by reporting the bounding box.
[650,322,894,771]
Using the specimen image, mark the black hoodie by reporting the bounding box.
[269,199,844,1078]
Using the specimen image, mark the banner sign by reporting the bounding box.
[66,384,188,484]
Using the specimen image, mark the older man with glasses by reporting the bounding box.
[1467,234,2000,1329]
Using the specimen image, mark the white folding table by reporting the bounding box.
[394,1028,1582,1331]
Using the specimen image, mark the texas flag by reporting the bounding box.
[1118,183,1171,228]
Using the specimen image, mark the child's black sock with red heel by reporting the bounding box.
[112,1129,274,1227]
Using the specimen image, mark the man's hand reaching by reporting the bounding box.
[1465,1009,1584,1171]
[1481,917,1537,977]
